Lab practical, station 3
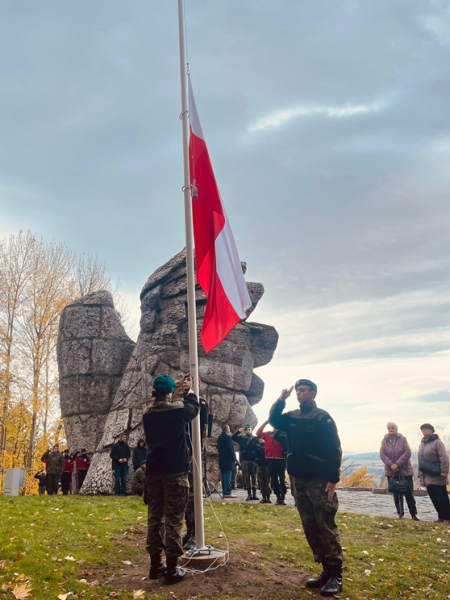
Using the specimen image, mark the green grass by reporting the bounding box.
[0,495,449,599]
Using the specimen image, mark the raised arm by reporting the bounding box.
[183,392,200,423]
[256,421,268,438]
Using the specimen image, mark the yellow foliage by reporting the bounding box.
[339,465,375,488]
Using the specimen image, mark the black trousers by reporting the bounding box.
[427,485,450,521]
[78,469,88,491]
[388,475,417,517]
[268,459,287,497]
[61,472,72,495]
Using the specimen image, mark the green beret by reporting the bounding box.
[295,379,317,392]
[140,459,146,466]
[152,375,177,395]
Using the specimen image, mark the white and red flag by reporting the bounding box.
[188,79,251,353]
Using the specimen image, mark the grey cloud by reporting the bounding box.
[417,390,450,403]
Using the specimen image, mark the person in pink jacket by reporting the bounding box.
[380,422,419,520]
[418,423,450,523]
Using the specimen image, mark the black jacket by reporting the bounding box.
[247,437,268,467]
[110,440,131,467]
[132,439,147,471]
[269,399,342,484]
[217,432,236,472]
[143,392,199,476]
[273,430,288,458]
[231,431,256,462]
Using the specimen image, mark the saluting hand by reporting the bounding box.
[279,386,294,401]
[325,482,336,503]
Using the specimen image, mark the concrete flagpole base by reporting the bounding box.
[179,546,228,570]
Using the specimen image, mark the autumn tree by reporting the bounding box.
[0,230,121,492]
[339,465,375,488]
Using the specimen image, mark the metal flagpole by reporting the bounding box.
[177,0,205,551]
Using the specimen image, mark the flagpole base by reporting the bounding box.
[179,545,228,570]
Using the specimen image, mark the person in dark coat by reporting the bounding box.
[232,426,258,501]
[110,433,131,496]
[418,423,450,523]
[248,436,272,503]
[34,469,47,495]
[41,445,65,495]
[133,439,147,472]
[270,379,344,597]
[143,375,199,585]
[217,424,237,498]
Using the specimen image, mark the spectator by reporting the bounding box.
[418,423,450,524]
[133,439,147,472]
[257,420,287,505]
[232,426,258,501]
[248,436,272,503]
[131,459,146,497]
[110,433,131,496]
[41,445,65,495]
[217,424,237,499]
[380,422,419,520]
[34,469,47,495]
[61,449,75,495]
[75,449,91,491]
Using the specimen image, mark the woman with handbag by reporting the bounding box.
[418,423,450,523]
[380,422,419,520]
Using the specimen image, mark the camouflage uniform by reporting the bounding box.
[257,465,271,496]
[270,398,343,574]
[291,476,343,569]
[145,472,189,560]
[131,466,146,496]
[41,450,65,495]
[241,460,257,490]
[185,469,195,525]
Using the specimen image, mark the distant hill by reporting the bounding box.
[342,451,418,484]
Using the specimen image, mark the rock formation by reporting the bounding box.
[57,250,278,494]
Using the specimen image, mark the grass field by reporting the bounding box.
[0,494,449,600]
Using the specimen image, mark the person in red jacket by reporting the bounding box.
[76,449,91,491]
[61,449,75,495]
[256,420,287,505]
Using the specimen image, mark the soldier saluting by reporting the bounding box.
[269,379,343,597]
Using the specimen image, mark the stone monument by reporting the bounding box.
[57,249,278,493]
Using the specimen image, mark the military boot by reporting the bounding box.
[280,494,287,505]
[260,495,268,504]
[245,489,252,501]
[320,568,343,597]
[182,522,194,547]
[183,524,196,552]
[149,553,166,580]
[252,488,259,501]
[275,494,282,505]
[266,494,273,504]
[164,558,186,585]
[306,568,330,589]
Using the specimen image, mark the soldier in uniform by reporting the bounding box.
[232,425,258,501]
[143,375,199,585]
[41,445,65,495]
[131,460,146,497]
[248,436,272,503]
[269,379,343,597]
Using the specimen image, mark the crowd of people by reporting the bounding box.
[34,374,449,597]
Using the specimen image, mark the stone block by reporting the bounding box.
[61,306,102,339]
[58,339,92,377]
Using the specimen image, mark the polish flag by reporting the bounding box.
[188,78,252,353]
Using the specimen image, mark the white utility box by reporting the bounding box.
[3,468,26,496]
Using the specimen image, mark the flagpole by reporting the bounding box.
[177,0,205,551]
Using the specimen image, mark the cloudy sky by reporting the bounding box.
[1,0,450,452]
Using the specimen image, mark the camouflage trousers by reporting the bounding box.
[291,476,343,570]
[231,469,236,489]
[185,469,195,526]
[257,465,271,495]
[145,472,189,559]
[242,460,257,490]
